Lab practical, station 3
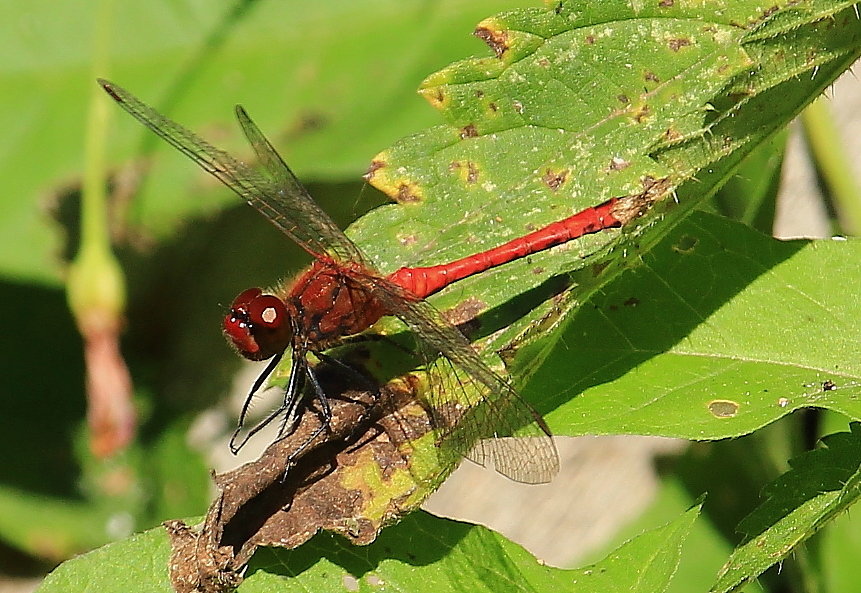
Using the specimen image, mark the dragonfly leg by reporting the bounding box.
[278,356,381,482]
[229,349,302,454]
[304,362,334,426]
[232,352,283,440]
[275,362,332,483]
[314,351,378,392]
[274,366,310,441]
[339,332,414,356]
[314,351,386,446]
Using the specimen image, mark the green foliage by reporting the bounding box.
[2,0,859,591]
[40,506,701,593]
[715,424,861,592]
[529,210,859,440]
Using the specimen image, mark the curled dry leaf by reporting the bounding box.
[166,370,448,593]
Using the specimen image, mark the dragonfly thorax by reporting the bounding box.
[223,287,294,361]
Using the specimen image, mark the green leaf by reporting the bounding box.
[711,423,861,592]
[355,1,861,410]
[360,0,860,281]
[817,480,861,592]
[38,504,701,593]
[707,130,786,233]
[518,210,860,439]
[36,525,174,593]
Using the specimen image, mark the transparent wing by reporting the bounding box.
[365,276,560,484]
[99,79,363,263]
[233,105,365,264]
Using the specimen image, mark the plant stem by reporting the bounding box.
[801,97,861,236]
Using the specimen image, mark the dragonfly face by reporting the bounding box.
[223,287,293,361]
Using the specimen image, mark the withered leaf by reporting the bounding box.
[166,374,454,593]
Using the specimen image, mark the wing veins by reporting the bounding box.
[363,275,560,483]
[100,79,352,260]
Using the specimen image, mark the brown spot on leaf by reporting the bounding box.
[644,71,660,83]
[399,233,418,247]
[708,399,739,418]
[460,124,479,139]
[668,37,692,52]
[396,182,422,203]
[475,89,485,98]
[663,127,682,142]
[474,26,509,58]
[542,168,569,190]
[466,162,479,184]
[537,57,551,68]
[608,176,672,225]
[633,104,651,123]
[617,94,630,104]
[659,0,674,6]
[426,87,446,108]
[443,296,487,327]
[450,161,480,184]
[762,5,779,19]
[364,160,386,181]
[585,34,595,44]
[488,102,498,112]
[624,297,640,307]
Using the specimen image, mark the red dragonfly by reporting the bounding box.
[100,80,627,484]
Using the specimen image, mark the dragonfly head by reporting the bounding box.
[223,287,293,361]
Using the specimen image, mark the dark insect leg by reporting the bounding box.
[229,349,302,454]
[278,364,333,482]
[304,362,333,427]
[274,361,313,441]
[340,332,417,357]
[235,350,283,432]
[315,351,378,392]
[314,351,385,447]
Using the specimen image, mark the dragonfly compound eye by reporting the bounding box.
[222,288,292,361]
[247,294,287,329]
